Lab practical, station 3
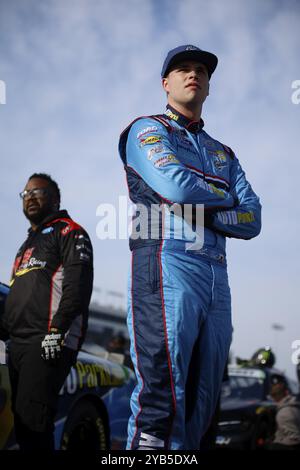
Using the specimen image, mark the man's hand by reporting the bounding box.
[41,328,64,361]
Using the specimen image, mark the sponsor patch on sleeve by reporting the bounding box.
[217,210,255,225]
[153,154,180,168]
[147,144,164,160]
[139,135,162,147]
[137,126,158,139]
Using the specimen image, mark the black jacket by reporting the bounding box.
[2,210,93,350]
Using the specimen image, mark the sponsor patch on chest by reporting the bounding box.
[209,150,227,172]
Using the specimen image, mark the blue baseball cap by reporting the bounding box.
[161,45,218,79]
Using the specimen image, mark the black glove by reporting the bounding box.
[41,328,64,361]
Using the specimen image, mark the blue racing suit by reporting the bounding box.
[119,105,261,450]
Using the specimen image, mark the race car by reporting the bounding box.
[0,282,135,450]
[216,364,296,450]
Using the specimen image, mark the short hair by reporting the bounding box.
[29,173,61,206]
[270,374,288,388]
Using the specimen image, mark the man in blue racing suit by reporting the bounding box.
[119,45,261,450]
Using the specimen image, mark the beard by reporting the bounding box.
[23,203,55,226]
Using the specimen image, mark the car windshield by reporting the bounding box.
[222,373,265,400]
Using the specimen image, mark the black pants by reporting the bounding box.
[8,341,77,451]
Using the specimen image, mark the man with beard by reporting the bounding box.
[0,173,93,451]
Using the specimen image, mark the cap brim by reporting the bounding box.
[163,50,218,78]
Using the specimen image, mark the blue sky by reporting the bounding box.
[0,0,300,379]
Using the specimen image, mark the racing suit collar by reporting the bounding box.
[164,104,204,133]
[27,210,70,233]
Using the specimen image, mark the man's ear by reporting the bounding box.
[207,82,210,97]
[162,78,169,94]
[51,196,59,211]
